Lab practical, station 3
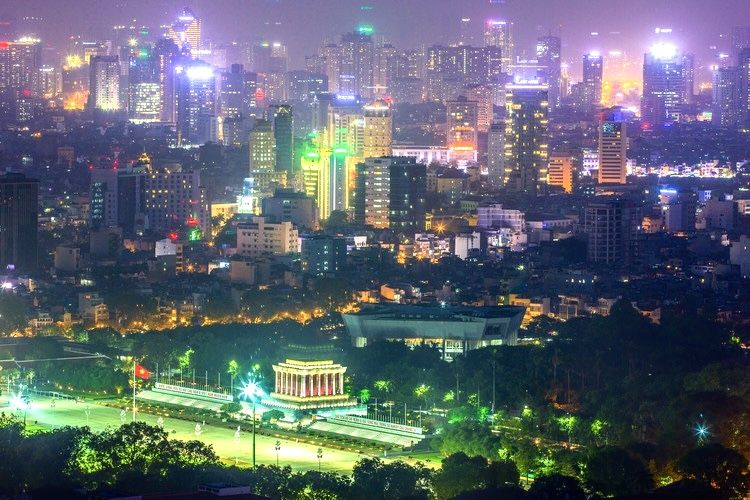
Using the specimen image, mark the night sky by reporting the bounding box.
[4,0,750,75]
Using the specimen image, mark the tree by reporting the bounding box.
[528,474,586,500]
[584,446,654,497]
[358,388,371,404]
[324,210,349,230]
[678,444,750,499]
[432,453,490,500]
[351,458,431,500]
[432,423,501,459]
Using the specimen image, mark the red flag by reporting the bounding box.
[135,363,151,380]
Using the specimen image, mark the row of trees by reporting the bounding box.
[1,415,745,499]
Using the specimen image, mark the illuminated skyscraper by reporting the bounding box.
[504,82,549,194]
[270,104,294,174]
[425,45,503,86]
[548,153,574,193]
[712,66,742,127]
[447,95,479,163]
[0,36,42,96]
[174,61,217,145]
[582,52,603,109]
[0,172,38,272]
[487,121,505,190]
[459,17,473,46]
[88,55,121,111]
[598,107,627,185]
[354,156,426,233]
[641,43,690,127]
[326,95,364,210]
[536,35,561,109]
[249,119,276,172]
[166,7,201,55]
[739,48,750,123]
[127,42,162,122]
[338,30,374,97]
[484,19,513,74]
[363,100,392,159]
[154,39,180,122]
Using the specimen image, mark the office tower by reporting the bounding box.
[459,17,473,46]
[712,66,742,126]
[167,7,201,54]
[447,95,479,162]
[338,30,374,97]
[484,19,513,73]
[301,138,330,220]
[731,26,750,63]
[154,39,180,122]
[249,119,276,172]
[287,70,328,102]
[38,65,59,99]
[127,42,162,122]
[740,48,750,123]
[354,157,425,232]
[548,153,574,193]
[372,43,397,96]
[311,92,332,131]
[91,156,149,234]
[219,64,247,119]
[175,61,217,145]
[487,122,504,190]
[250,42,288,73]
[144,164,209,237]
[584,197,641,266]
[641,43,690,127]
[582,52,603,109]
[88,55,120,111]
[536,35,561,109]
[0,173,38,272]
[388,158,426,233]
[363,100,392,158]
[0,36,42,96]
[504,82,549,194]
[598,107,628,185]
[270,104,293,174]
[425,45,503,86]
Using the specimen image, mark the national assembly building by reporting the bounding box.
[342,303,525,361]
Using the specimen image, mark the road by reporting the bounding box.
[0,394,367,474]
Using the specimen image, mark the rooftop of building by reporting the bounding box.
[348,302,525,320]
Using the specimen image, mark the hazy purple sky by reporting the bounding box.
[4,0,750,73]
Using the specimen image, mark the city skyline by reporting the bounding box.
[2,0,750,78]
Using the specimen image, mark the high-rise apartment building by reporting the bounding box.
[582,52,603,109]
[536,35,561,109]
[363,100,392,159]
[0,36,42,96]
[338,30,374,98]
[598,107,628,185]
[354,156,426,233]
[447,95,479,162]
[88,55,121,111]
[144,164,210,237]
[584,197,641,266]
[548,153,574,193]
[504,82,549,194]
[0,173,38,272]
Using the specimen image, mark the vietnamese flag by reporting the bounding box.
[135,363,151,380]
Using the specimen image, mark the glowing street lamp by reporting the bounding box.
[240,378,264,468]
[275,440,281,466]
[317,448,323,472]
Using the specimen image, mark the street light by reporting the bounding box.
[240,377,264,469]
[275,440,281,467]
[317,448,323,472]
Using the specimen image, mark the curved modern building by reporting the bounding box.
[343,303,525,360]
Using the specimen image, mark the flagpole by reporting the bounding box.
[132,360,136,422]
